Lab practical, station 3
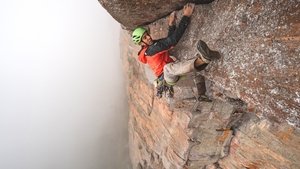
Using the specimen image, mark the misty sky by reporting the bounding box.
[0,0,130,169]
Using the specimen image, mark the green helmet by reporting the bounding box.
[132,27,147,45]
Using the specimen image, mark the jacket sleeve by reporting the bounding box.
[168,25,176,37]
[145,16,190,56]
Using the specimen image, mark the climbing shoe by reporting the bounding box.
[197,40,220,63]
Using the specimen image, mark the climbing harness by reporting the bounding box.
[154,74,174,99]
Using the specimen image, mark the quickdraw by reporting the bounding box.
[154,74,174,98]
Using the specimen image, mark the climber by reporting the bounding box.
[131,3,219,98]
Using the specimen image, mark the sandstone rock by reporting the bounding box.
[120,0,300,168]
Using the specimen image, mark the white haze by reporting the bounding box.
[0,0,131,169]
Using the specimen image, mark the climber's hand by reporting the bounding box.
[168,11,176,26]
[183,3,195,17]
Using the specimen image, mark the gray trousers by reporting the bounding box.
[163,57,198,85]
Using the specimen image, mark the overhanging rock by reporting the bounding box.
[98,0,214,29]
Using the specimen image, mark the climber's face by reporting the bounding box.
[141,32,153,46]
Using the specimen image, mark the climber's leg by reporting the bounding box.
[164,41,221,85]
[163,58,198,85]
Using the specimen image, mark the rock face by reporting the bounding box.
[118,0,300,168]
[98,0,214,29]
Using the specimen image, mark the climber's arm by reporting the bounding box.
[167,11,176,36]
[145,3,194,56]
[145,16,190,55]
[168,25,176,37]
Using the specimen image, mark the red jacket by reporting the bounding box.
[138,47,174,77]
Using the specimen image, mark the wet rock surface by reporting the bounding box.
[118,0,300,168]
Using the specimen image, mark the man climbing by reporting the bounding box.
[131,3,219,98]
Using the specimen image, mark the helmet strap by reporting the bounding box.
[141,40,149,46]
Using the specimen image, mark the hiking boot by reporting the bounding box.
[197,40,220,63]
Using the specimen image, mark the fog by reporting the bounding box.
[0,0,130,169]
